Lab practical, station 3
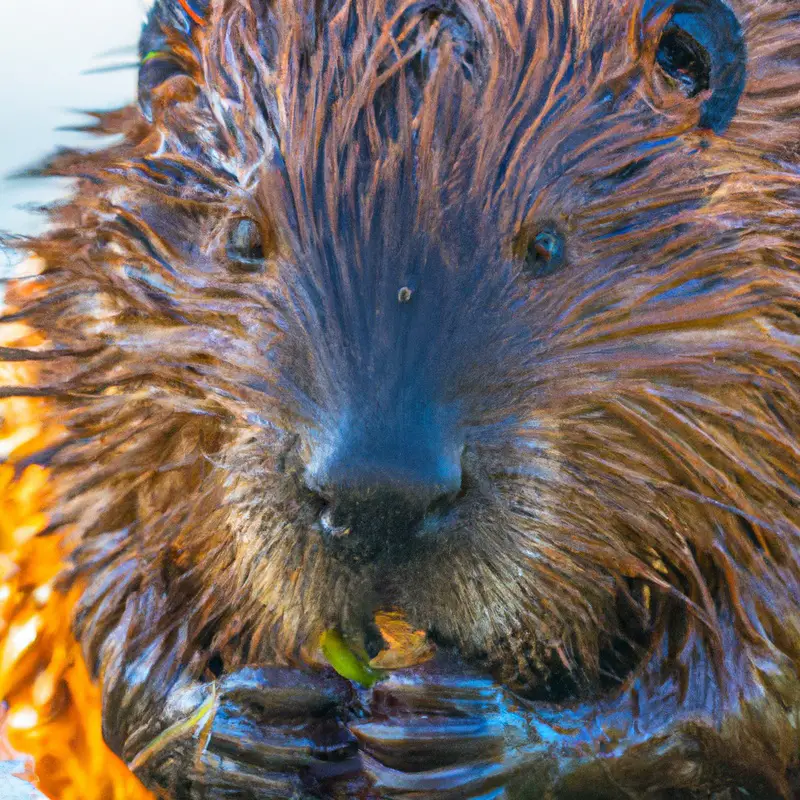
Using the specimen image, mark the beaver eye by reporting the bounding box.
[226,218,265,270]
[648,1,746,133]
[656,24,710,98]
[524,229,565,278]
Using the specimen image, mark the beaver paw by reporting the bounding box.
[352,669,530,799]
[124,666,360,799]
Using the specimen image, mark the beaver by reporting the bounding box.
[3,0,800,797]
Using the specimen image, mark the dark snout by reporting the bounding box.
[305,411,463,559]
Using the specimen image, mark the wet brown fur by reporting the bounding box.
[5,0,800,793]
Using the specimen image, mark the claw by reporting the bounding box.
[193,750,309,799]
[370,673,505,718]
[351,717,506,771]
[209,722,319,770]
[361,751,529,799]
[219,667,352,721]
[208,712,358,773]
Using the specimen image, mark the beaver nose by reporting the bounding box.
[305,430,463,549]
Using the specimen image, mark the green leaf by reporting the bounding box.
[321,630,384,688]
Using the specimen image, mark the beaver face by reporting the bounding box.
[29,0,800,702]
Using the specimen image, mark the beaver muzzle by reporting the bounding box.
[304,412,464,562]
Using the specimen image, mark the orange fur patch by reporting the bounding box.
[0,267,152,800]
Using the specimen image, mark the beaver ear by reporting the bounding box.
[138,0,210,120]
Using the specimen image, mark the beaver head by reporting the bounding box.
[14,0,800,704]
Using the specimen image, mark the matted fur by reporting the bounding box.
[3,0,800,795]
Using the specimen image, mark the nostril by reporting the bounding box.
[423,484,463,522]
[319,506,352,539]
